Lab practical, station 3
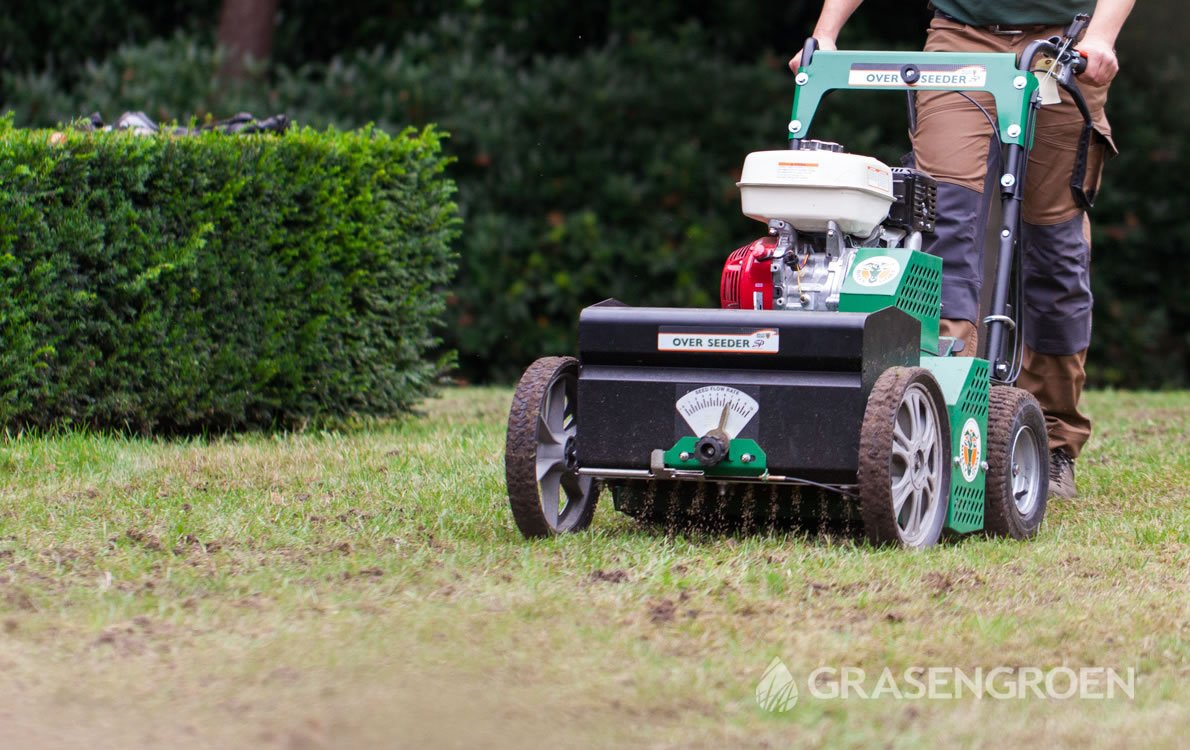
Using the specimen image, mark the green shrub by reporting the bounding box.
[0,119,458,432]
[0,1,219,82]
[3,15,1185,388]
[272,22,828,380]
[1084,52,1190,389]
[0,1,922,82]
[286,21,1185,387]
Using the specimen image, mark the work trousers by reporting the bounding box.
[910,14,1115,458]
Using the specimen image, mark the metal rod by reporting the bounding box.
[577,468,651,479]
[577,467,858,497]
[984,143,1023,382]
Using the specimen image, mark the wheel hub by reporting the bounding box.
[506,358,598,538]
[890,382,944,545]
[1010,426,1042,515]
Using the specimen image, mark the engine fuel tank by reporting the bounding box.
[737,149,895,236]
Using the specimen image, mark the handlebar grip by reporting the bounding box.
[801,38,819,68]
[1071,50,1088,75]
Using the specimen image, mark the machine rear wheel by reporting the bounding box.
[983,386,1048,539]
[858,367,951,549]
[505,357,598,538]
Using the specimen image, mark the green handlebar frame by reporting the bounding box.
[790,50,1039,147]
[787,37,1087,384]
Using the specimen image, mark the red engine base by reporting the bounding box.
[720,236,775,310]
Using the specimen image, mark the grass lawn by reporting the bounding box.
[1,388,1186,749]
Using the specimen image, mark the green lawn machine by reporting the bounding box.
[504,21,1095,548]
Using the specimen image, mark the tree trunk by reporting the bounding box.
[217,0,279,79]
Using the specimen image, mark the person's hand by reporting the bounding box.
[1075,35,1119,86]
[788,38,837,72]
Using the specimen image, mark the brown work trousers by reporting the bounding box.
[910,14,1115,459]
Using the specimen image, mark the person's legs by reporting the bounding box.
[912,17,1115,498]
[1015,64,1113,496]
[939,319,979,356]
[1016,216,1093,459]
[911,15,1002,350]
[1017,347,1090,445]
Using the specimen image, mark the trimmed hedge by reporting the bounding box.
[0,119,458,432]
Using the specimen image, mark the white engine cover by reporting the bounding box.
[737,149,895,236]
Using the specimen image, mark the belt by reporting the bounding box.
[933,9,1054,36]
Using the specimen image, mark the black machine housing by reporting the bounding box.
[575,301,921,485]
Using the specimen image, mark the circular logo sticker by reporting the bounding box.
[959,418,982,483]
[851,256,901,287]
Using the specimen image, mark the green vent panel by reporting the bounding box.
[920,356,990,534]
[950,485,985,530]
[839,248,941,353]
[895,258,942,351]
[959,360,990,419]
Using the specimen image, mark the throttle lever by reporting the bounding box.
[1064,13,1091,43]
[1052,13,1091,74]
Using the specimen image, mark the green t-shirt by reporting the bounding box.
[931,0,1096,26]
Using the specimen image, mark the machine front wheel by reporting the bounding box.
[505,356,598,538]
[983,386,1048,539]
[857,367,951,549]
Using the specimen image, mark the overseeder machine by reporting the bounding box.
[505,20,1096,548]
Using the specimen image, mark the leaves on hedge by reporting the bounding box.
[0,120,459,432]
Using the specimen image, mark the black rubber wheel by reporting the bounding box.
[505,357,598,538]
[983,386,1048,539]
[857,367,951,549]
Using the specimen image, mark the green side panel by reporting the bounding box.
[838,248,942,354]
[664,438,767,478]
[920,355,990,534]
[790,50,1037,146]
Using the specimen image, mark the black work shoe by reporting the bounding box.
[1049,449,1077,499]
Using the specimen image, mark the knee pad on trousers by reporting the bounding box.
[923,181,988,324]
[1020,216,1093,355]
